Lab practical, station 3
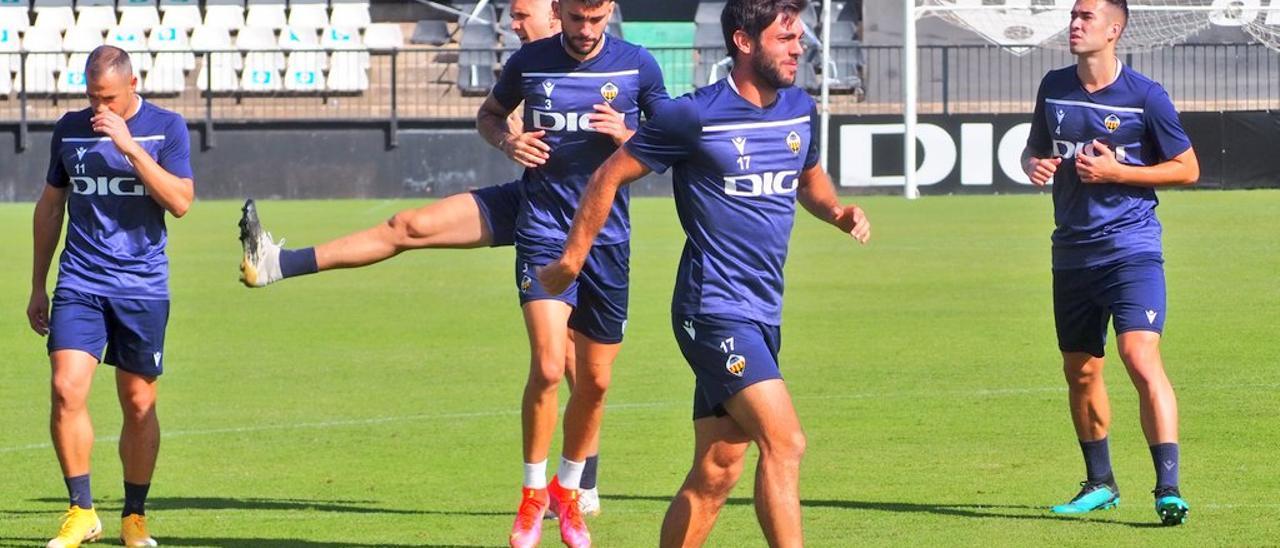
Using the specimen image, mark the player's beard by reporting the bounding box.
[566,34,601,56]
[752,53,796,90]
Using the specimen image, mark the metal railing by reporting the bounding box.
[3,43,1276,138]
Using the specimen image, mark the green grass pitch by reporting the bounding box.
[1,191,1277,546]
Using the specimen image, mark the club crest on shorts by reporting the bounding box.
[1104,113,1121,132]
[725,354,746,377]
[520,275,532,293]
[786,131,802,155]
[600,81,619,103]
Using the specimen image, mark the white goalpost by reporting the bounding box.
[902,0,1280,200]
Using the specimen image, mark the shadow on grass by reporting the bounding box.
[603,494,1164,529]
[6,497,506,518]
[0,538,499,548]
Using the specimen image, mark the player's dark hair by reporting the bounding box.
[561,0,612,8]
[1102,0,1129,33]
[721,0,808,61]
[85,45,133,80]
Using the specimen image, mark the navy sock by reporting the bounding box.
[1080,438,1113,484]
[581,455,599,490]
[65,474,92,509]
[1150,443,1180,489]
[123,482,150,517]
[279,247,318,278]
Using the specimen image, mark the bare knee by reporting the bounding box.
[386,210,435,247]
[759,429,806,467]
[51,377,88,414]
[120,392,157,425]
[1064,357,1104,389]
[691,452,745,500]
[571,363,611,404]
[527,357,565,392]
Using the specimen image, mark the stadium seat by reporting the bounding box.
[0,26,20,73]
[56,49,88,93]
[75,4,116,31]
[142,50,182,92]
[33,7,73,31]
[458,20,495,69]
[245,0,286,29]
[281,31,324,69]
[320,24,365,68]
[278,24,317,48]
[190,23,232,49]
[148,25,194,69]
[0,0,31,31]
[237,25,284,71]
[0,64,11,95]
[195,49,238,91]
[694,1,723,24]
[362,22,401,50]
[106,26,152,71]
[328,2,368,29]
[158,0,199,30]
[204,5,245,29]
[118,5,158,29]
[457,61,493,96]
[239,59,280,91]
[283,53,322,91]
[325,48,364,91]
[287,0,327,29]
[409,19,448,46]
[62,24,103,52]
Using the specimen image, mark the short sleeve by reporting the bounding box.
[1026,76,1051,157]
[160,116,194,179]
[804,104,820,170]
[624,96,701,174]
[490,46,527,111]
[46,117,69,188]
[1143,85,1192,162]
[636,48,670,117]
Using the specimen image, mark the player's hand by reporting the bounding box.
[1025,156,1062,186]
[588,103,631,146]
[536,259,579,296]
[502,130,551,168]
[91,105,140,156]
[27,290,50,336]
[1076,139,1120,184]
[832,205,871,244]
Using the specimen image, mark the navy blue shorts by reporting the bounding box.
[1053,253,1166,358]
[516,241,629,344]
[672,314,783,420]
[47,288,169,377]
[470,181,521,247]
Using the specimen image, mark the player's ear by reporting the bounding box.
[551,0,560,20]
[732,29,754,57]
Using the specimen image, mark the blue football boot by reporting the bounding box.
[1154,486,1189,526]
[1051,479,1120,514]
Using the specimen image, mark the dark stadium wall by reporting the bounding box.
[0,123,674,201]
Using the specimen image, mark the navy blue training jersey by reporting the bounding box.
[626,77,820,326]
[46,99,193,300]
[1027,63,1192,269]
[492,33,667,247]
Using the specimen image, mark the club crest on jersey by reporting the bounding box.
[600,81,619,103]
[75,147,88,161]
[725,354,746,377]
[1104,113,1121,132]
[731,136,747,156]
[786,131,802,155]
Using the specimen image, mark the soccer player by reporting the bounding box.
[1021,0,1199,525]
[539,1,869,545]
[28,45,194,548]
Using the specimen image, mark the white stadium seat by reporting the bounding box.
[196,49,238,91]
[283,55,322,91]
[240,60,280,91]
[190,23,231,49]
[0,26,21,72]
[158,0,199,30]
[287,0,326,29]
[325,48,363,91]
[0,0,31,31]
[34,7,73,31]
[276,24,316,49]
[362,22,401,50]
[74,5,115,30]
[148,25,193,69]
[245,3,285,29]
[20,23,63,92]
[118,0,155,8]
[57,49,86,93]
[203,5,244,29]
[143,50,183,92]
[62,24,103,51]
[118,5,159,29]
[106,26,151,71]
[0,65,12,95]
[328,2,367,29]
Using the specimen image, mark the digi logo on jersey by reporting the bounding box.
[1052,140,1132,162]
[723,170,799,197]
[532,109,597,132]
[69,176,148,196]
